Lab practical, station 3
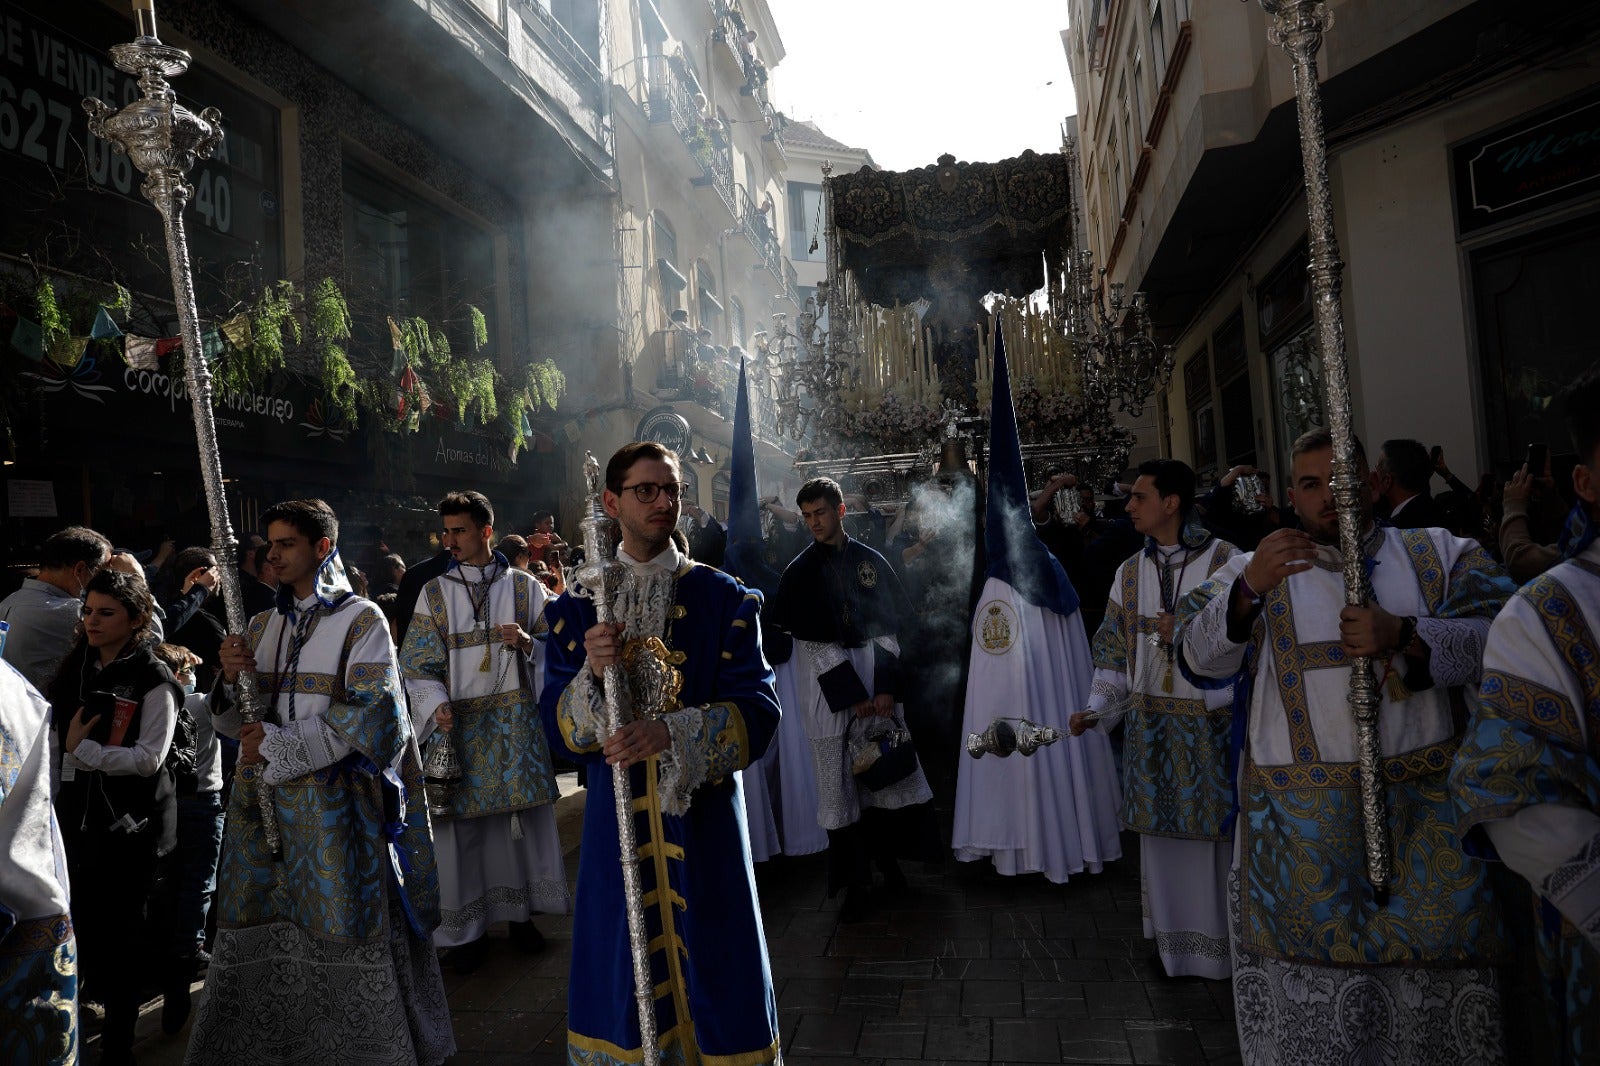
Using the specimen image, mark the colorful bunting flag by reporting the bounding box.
[90,307,123,340]
[201,329,224,363]
[125,335,159,370]
[388,316,407,377]
[154,336,183,359]
[9,317,44,361]
[219,313,252,349]
[47,335,89,368]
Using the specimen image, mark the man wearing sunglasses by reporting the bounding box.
[541,441,783,1065]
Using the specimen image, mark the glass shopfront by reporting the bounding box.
[0,0,283,306]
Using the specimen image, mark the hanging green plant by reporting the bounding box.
[35,278,65,347]
[308,277,358,422]
[522,358,566,411]
[467,304,489,351]
[442,357,498,425]
[217,279,297,395]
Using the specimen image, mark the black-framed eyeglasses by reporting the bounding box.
[621,481,688,504]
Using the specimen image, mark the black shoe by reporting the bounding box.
[448,937,490,974]
[509,920,546,954]
[839,886,871,924]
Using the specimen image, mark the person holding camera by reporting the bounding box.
[47,568,181,1065]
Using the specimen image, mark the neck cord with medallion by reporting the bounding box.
[452,556,515,686]
[1152,543,1191,694]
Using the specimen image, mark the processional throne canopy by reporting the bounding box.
[828,149,1075,310]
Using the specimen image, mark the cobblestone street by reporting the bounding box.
[127,780,1242,1065]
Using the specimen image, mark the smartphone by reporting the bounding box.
[1526,442,1548,473]
[1429,445,1442,465]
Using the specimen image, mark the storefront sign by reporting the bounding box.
[1454,86,1600,236]
[30,345,353,466]
[0,1,282,301]
[411,424,520,484]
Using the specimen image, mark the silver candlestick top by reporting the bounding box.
[966,718,1065,758]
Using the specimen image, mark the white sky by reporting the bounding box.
[765,0,1079,171]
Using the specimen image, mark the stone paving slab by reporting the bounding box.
[127,792,1241,1065]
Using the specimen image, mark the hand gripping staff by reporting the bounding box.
[570,453,659,1065]
[86,0,282,859]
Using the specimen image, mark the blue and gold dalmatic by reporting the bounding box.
[1091,537,1237,840]
[218,598,440,943]
[1180,527,1515,968]
[1453,556,1600,1064]
[541,561,781,1066]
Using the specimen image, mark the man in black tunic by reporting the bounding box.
[772,477,934,921]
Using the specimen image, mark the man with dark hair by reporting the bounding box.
[542,441,783,1063]
[772,476,934,922]
[237,533,277,618]
[1071,457,1239,978]
[0,525,112,691]
[188,498,453,1063]
[400,490,567,973]
[1376,437,1446,529]
[1180,428,1515,1063]
[1454,367,1600,1063]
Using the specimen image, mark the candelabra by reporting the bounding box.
[1062,248,1174,420]
[761,291,849,443]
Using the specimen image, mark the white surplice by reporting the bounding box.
[402,561,569,948]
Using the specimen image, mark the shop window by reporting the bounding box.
[1212,310,1256,469]
[342,160,498,357]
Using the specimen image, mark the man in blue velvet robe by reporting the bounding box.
[541,442,782,1066]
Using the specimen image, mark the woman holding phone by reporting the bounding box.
[47,568,181,1065]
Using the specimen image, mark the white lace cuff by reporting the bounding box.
[655,707,708,818]
[1414,616,1490,688]
[1542,829,1600,953]
[260,717,353,786]
[1087,671,1129,733]
[1181,585,1249,680]
[571,664,630,743]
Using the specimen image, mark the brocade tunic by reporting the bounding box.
[186,578,452,1066]
[541,546,782,1066]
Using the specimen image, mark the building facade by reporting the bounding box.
[579,0,803,523]
[1066,0,1600,492]
[1,0,616,565]
[782,118,875,311]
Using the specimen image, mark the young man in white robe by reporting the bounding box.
[1070,458,1238,977]
[1179,429,1515,1066]
[188,499,452,1065]
[1454,368,1600,1063]
[400,490,569,973]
